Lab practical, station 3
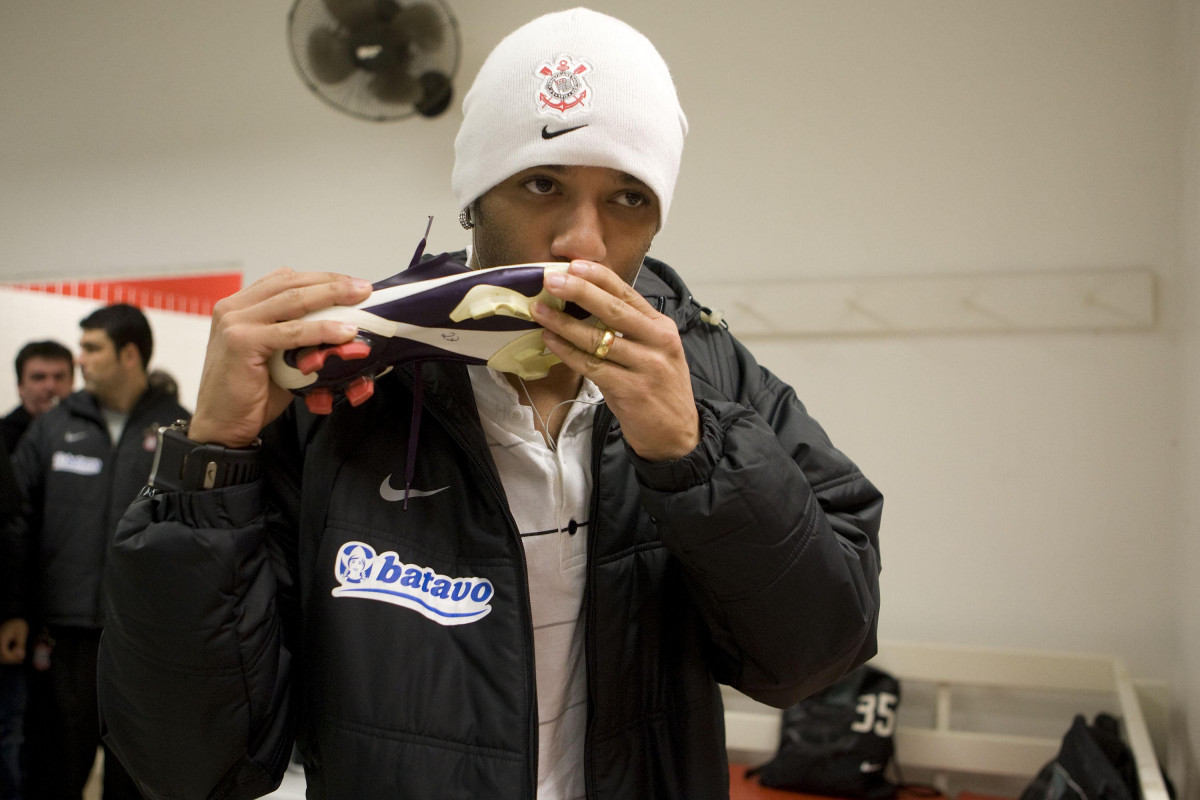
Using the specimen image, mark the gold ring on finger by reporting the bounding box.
[593,328,617,360]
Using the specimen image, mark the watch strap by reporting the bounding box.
[148,421,262,492]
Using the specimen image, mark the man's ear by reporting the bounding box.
[119,342,141,371]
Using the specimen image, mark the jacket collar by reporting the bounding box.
[636,256,704,332]
[61,385,173,426]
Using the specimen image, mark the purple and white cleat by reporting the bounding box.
[268,253,590,414]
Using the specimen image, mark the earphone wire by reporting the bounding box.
[516,376,606,452]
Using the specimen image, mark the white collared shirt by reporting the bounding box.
[468,365,602,800]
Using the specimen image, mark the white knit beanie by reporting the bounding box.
[452,8,688,227]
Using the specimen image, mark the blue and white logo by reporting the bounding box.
[331,541,494,626]
[51,451,102,476]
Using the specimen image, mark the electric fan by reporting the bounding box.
[288,0,461,122]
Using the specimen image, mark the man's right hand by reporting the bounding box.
[0,618,28,665]
[187,268,374,448]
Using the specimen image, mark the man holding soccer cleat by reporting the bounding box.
[99,8,883,800]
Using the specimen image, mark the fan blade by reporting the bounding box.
[381,15,412,49]
[414,70,453,117]
[307,27,357,84]
[322,0,375,28]
[396,3,444,52]
[368,70,421,104]
[375,0,402,22]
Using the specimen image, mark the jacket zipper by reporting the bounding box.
[97,395,162,627]
[98,423,119,626]
[582,404,613,800]
[426,406,541,800]
[581,293,676,797]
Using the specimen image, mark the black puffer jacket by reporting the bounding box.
[4,387,189,627]
[98,258,883,800]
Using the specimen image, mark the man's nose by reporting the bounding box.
[550,201,606,264]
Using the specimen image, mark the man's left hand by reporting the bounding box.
[0,618,28,665]
[533,260,700,462]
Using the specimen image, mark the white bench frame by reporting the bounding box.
[723,640,1170,800]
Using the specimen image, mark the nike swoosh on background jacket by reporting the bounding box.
[97,257,884,800]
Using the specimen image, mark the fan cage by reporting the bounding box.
[288,0,461,122]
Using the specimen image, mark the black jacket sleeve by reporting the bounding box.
[0,438,22,621]
[634,329,883,708]
[0,439,17,522]
[2,419,47,622]
[98,414,306,800]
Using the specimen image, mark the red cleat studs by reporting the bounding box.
[296,347,328,376]
[296,340,371,376]
[330,340,372,361]
[345,376,375,407]
[304,388,334,415]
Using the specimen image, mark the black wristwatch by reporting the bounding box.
[147,421,262,491]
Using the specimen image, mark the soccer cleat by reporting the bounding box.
[268,253,591,414]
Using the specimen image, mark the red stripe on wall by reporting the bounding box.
[3,272,242,317]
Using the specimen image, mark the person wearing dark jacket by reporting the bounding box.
[3,305,189,799]
[0,339,73,800]
[0,340,74,456]
[0,439,22,800]
[98,9,883,800]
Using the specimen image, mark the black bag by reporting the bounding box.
[746,665,900,799]
[1020,713,1176,800]
[1019,714,1136,800]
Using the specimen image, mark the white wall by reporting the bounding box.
[2,0,1195,791]
[0,288,212,413]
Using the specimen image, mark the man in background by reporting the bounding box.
[2,306,188,799]
[0,339,72,800]
[0,438,24,800]
[0,341,74,454]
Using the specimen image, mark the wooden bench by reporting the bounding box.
[724,641,1170,800]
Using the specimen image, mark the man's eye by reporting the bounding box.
[616,192,646,208]
[523,178,556,195]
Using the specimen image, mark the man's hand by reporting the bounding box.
[533,260,700,462]
[188,269,374,448]
[0,618,28,665]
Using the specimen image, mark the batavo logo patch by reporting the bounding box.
[331,541,494,626]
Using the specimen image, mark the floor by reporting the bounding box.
[82,749,100,800]
[264,763,306,799]
[82,755,1007,799]
[80,749,305,800]
[730,763,1012,800]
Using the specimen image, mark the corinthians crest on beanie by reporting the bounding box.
[452,8,688,227]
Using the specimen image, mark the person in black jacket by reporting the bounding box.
[0,340,74,456]
[4,305,189,799]
[99,9,883,800]
[0,339,73,800]
[0,439,23,800]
